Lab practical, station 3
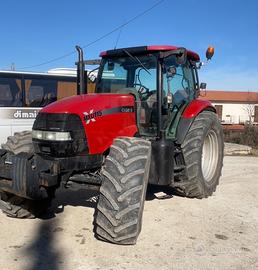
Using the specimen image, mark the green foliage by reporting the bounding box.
[223,125,258,148]
[240,125,258,147]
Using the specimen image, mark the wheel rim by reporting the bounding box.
[201,129,219,182]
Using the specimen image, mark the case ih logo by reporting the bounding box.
[84,110,102,124]
[83,106,134,125]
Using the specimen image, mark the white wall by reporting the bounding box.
[212,102,258,124]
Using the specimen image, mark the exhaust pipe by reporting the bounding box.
[75,45,87,95]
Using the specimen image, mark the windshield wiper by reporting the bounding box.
[122,49,151,75]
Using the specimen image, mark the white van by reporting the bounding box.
[0,70,77,145]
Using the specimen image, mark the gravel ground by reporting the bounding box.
[224,143,252,155]
[0,156,258,270]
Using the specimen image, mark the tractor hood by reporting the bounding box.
[37,93,137,154]
[40,93,134,115]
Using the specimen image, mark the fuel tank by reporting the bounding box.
[38,93,137,154]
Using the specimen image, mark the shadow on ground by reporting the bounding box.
[41,185,178,219]
[40,189,99,219]
[22,219,62,270]
[20,185,178,269]
[21,189,98,270]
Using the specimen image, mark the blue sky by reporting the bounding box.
[1,0,258,91]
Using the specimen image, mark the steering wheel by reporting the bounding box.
[133,83,149,97]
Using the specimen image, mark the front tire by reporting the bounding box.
[174,111,224,198]
[94,137,151,245]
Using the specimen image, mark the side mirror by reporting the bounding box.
[196,82,207,97]
[200,82,207,90]
[206,46,215,60]
[88,74,97,83]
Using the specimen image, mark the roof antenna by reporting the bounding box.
[114,23,124,49]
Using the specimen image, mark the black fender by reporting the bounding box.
[0,151,53,199]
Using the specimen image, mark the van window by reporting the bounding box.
[57,81,77,100]
[0,73,77,108]
[0,77,22,107]
[25,78,57,107]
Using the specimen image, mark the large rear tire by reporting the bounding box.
[1,131,33,154]
[94,137,151,245]
[0,191,50,218]
[174,111,224,198]
[0,131,51,218]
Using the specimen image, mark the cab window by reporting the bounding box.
[98,61,128,93]
[96,55,157,95]
[163,56,195,106]
[134,67,156,95]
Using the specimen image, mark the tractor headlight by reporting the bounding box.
[32,130,72,141]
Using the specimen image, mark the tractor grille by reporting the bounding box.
[32,113,88,157]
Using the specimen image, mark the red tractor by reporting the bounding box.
[0,45,223,245]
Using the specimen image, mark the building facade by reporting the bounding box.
[201,91,258,125]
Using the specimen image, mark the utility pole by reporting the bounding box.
[10,63,15,71]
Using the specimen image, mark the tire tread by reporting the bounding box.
[174,111,224,199]
[94,137,151,245]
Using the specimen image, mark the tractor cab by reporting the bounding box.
[96,45,200,137]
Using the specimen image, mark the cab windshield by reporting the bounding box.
[96,54,195,106]
[96,54,157,97]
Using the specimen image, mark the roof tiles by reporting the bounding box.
[200,90,258,103]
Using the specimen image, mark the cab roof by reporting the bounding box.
[100,45,200,62]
